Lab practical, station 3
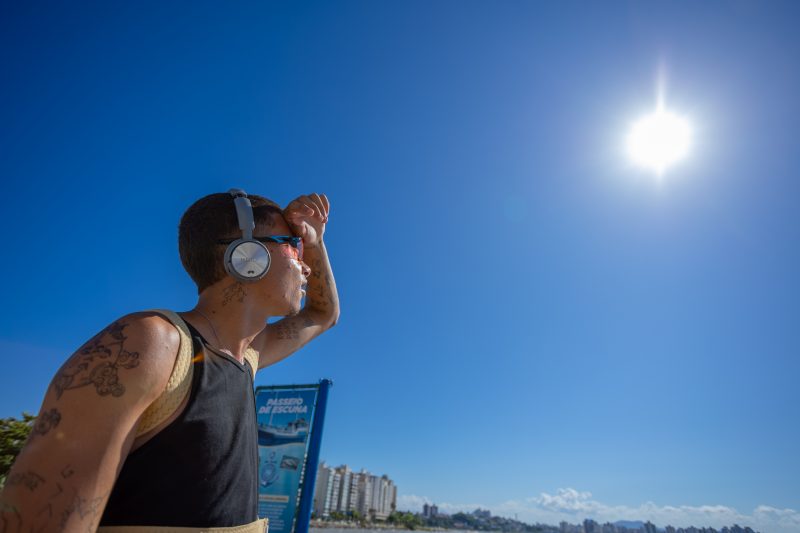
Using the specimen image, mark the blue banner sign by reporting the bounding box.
[255,385,319,533]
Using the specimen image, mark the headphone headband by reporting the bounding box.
[229,188,255,240]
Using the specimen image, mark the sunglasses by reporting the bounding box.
[218,235,304,261]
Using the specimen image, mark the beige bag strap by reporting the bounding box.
[98,517,268,533]
[135,309,195,437]
[136,310,260,437]
[243,347,260,376]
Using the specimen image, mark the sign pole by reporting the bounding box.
[294,379,332,533]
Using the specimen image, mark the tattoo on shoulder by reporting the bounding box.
[222,283,247,306]
[51,320,140,399]
[31,408,61,439]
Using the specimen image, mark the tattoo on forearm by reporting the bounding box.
[276,322,300,340]
[304,256,336,314]
[313,282,324,297]
[5,471,45,491]
[307,296,329,310]
[36,502,52,520]
[310,259,322,280]
[60,466,74,480]
[61,491,105,531]
[31,409,61,439]
[2,466,93,533]
[324,274,335,307]
[51,321,140,399]
[1,501,23,533]
[222,283,247,306]
[49,482,64,499]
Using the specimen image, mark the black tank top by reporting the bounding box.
[100,321,259,527]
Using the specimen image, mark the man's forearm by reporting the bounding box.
[302,240,339,326]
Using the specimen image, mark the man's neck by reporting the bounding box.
[185,283,270,362]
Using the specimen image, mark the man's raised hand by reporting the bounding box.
[283,193,330,248]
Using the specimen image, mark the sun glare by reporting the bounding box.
[626,106,692,176]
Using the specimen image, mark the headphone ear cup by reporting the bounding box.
[224,239,271,282]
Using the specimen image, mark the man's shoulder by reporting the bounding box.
[115,311,183,386]
[121,311,182,348]
[95,311,182,362]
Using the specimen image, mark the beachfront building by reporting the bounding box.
[312,462,354,517]
[313,462,397,520]
[312,462,339,518]
[423,503,439,518]
[355,470,396,520]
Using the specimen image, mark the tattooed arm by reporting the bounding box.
[251,193,340,370]
[252,241,339,369]
[0,313,179,533]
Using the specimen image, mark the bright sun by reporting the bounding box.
[626,106,692,176]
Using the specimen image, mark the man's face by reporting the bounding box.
[253,215,310,316]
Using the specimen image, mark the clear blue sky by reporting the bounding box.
[2,2,798,531]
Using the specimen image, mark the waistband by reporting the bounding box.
[97,517,268,533]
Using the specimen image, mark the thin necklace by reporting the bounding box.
[195,308,223,349]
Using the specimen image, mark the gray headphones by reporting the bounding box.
[223,188,271,282]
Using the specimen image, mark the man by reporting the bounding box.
[0,191,339,532]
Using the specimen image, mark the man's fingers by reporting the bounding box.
[309,193,325,220]
[320,194,330,219]
[318,194,331,222]
[307,193,329,222]
[300,201,317,218]
[297,194,322,221]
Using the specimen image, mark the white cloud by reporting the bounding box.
[397,488,800,533]
[396,494,427,510]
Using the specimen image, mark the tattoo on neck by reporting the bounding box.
[51,320,140,399]
[222,283,247,306]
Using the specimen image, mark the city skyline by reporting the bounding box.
[309,458,779,532]
[395,491,778,533]
[310,461,781,532]
[313,480,764,533]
